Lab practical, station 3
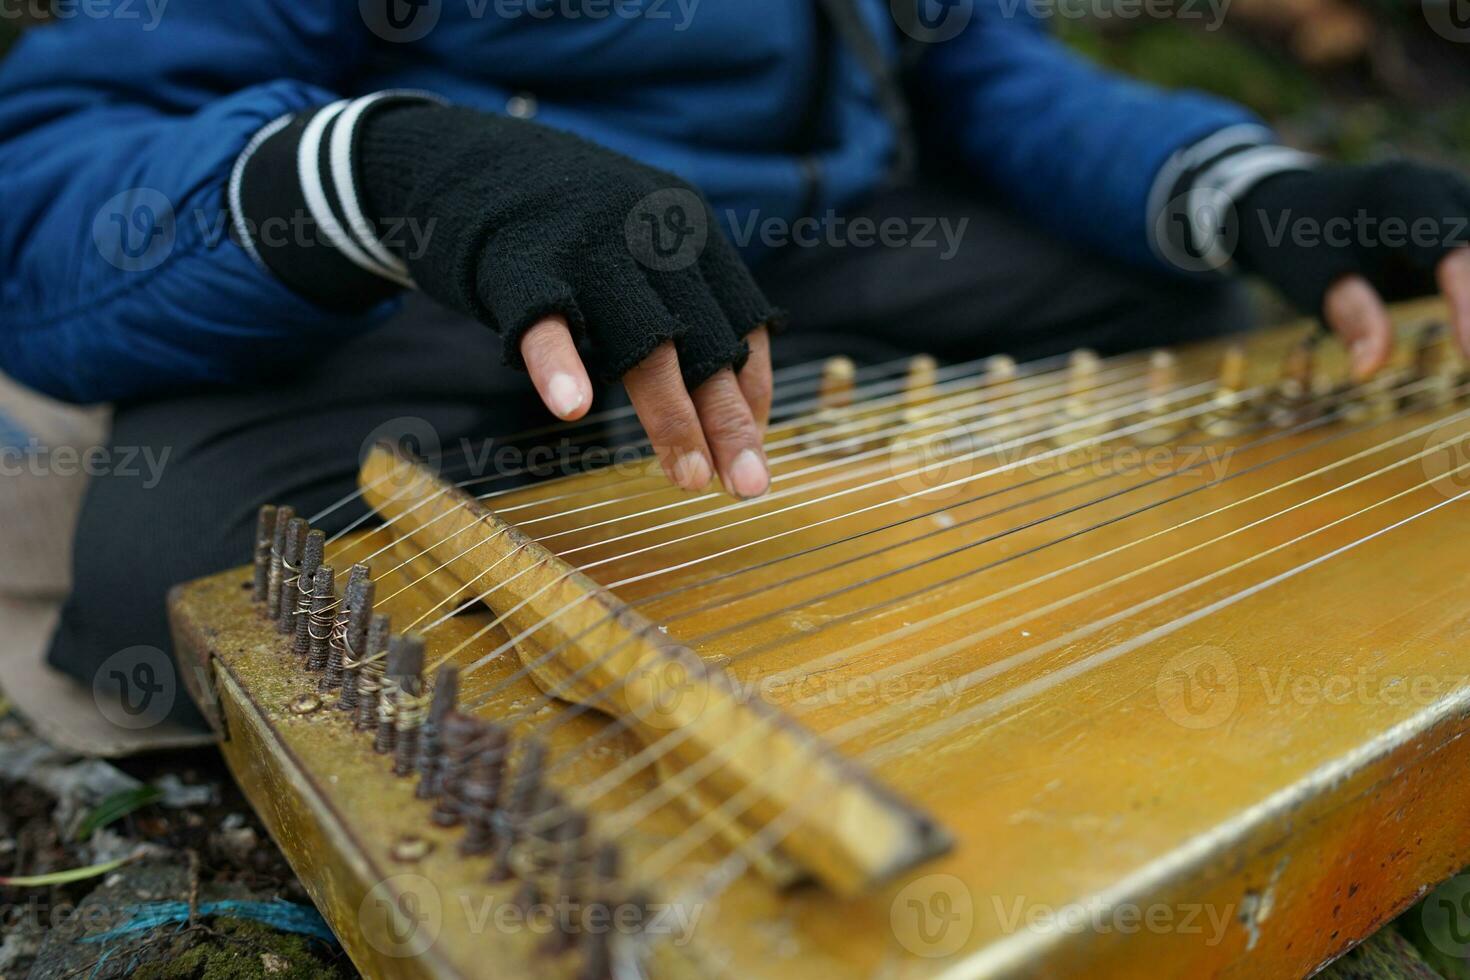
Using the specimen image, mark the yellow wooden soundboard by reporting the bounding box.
[170,301,1470,979]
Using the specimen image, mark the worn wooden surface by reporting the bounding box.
[171,300,1470,979]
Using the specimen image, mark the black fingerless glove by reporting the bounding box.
[232,97,781,388]
[357,104,780,387]
[1234,161,1470,318]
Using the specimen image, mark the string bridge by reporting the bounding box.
[360,442,952,897]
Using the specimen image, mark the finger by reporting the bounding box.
[519,316,592,421]
[737,327,773,432]
[692,368,769,499]
[1437,247,1470,360]
[1324,275,1394,381]
[624,342,714,492]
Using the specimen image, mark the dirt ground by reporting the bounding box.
[0,712,356,979]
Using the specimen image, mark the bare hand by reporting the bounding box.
[520,318,772,498]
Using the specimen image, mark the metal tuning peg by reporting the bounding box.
[1132,350,1186,446]
[1412,322,1462,408]
[808,356,882,454]
[1052,349,1108,445]
[899,354,941,425]
[820,355,856,410]
[1199,344,1257,437]
[890,355,948,452]
[1269,337,1324,428]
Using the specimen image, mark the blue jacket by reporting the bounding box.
[0,0,1258,403]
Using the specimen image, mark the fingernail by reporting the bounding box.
[673,451,712,491]
[548,372,585,418]
[728,449,770,499]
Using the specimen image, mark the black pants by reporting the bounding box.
[51,183,1253,728]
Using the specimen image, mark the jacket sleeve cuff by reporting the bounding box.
[228,90,445,312]
[1147,124,1319,275]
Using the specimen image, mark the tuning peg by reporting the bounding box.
[1132,350,1185,446]
[266,506,295,621]
[293,530,325,659]
[1200,344,1256,436]
[900,355,941,428]
[1052,349,1107,444]
[1269,338,1323,427]
[252,505,277,604]
[819,356,856,410]
[277,518,306,636]
[905,354,938,400]
[1413,322,1462,407]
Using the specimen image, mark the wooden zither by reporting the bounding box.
[170,300,1470,979]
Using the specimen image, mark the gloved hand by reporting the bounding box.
[354,103,781,497]
[1233,161,1470,378]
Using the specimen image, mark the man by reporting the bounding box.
[2,1,1468,728]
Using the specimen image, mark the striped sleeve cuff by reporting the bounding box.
[228,90,446,312]
[1148,124,1319,274]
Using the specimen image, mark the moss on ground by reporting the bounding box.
[130,919,347,980]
